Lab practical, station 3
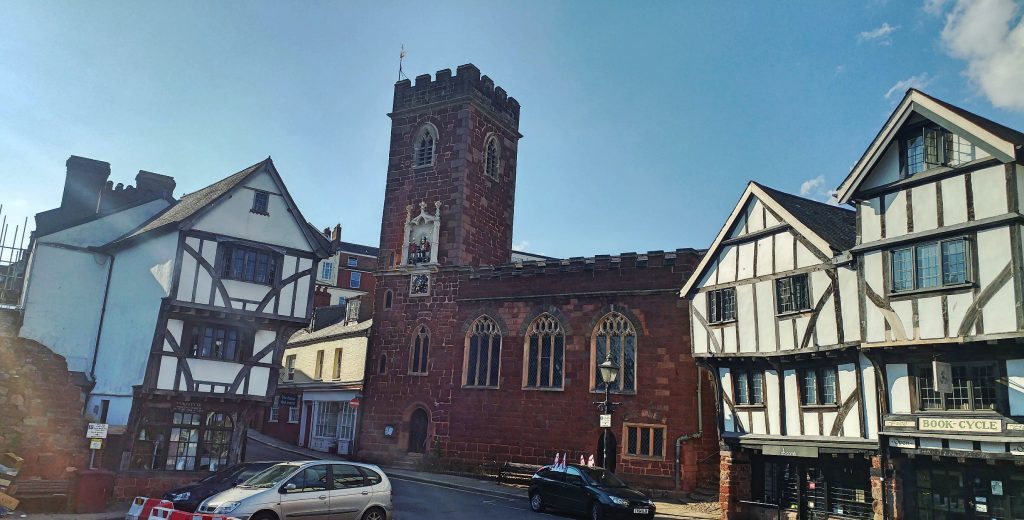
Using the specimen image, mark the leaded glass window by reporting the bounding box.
[903,126,975,176]
[891,248,914,292]
[524,314,564,389]
[624,424,665,459]
[199,412,233,471]
[800,367,837,406]
[942,240,967,284]
[593,313,637,392]
[915,243,940,289]
[918,362,999,411]
[414,126,435,167]
[167,411,201,471]
[410,325,429,374]
[465,316,501,388]
[707,288,736,323]
[484,136,499,179]
[776,274,810,314]
[891,238,970,293]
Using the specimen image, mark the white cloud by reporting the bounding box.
[513,240,530,251]
[924,0,950,15]
[885,73,933,99]
[799,175,841,205]
[834,64,847,77]
[941,0,1024,111]
[858,22,900,44]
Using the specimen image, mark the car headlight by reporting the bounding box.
[214,502,241,514]
[171,492,191,501]
[609,496,630,506]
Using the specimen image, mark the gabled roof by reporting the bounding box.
[679,182,855,297]
[337,241,379,257]
[103,158,331,256]
[287,319,372,347]
[836,89,1024,204]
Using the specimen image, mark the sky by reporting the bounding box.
[1,0,1023,258]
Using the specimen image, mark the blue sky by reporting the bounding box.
[2,1,1022,258]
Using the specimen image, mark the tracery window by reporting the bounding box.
[524,314,565,390]
[464,316,501,388]
[199,412,233,471]
[484,135,500,179]
[410,325,430,374]
[592,312,637,393]
[414,125,436,168]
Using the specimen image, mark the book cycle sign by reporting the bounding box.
[917,417,1001,433]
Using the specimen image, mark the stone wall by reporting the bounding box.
[719,449,750,519]
[0,309,89,497]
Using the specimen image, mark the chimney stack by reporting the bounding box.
[135,170,176,199]
[332,224,342,242]
[60,156,111,220]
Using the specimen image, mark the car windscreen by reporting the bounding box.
[199,464,241,483]
[241,464,300,488]
[580,467,627,488]
[237,465,272,482]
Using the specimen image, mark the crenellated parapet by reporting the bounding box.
[393,63,520,127]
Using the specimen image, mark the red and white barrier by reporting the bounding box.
[127,497,174,520]
[146,505,233,520]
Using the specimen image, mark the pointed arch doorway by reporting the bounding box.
[408,408,429,453]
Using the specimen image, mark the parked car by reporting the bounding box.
[163,462,278,512]
[528,464,655,520]
[197,460,392,520]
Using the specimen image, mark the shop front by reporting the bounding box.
[895,455,1024,518]
[301,389,359,455]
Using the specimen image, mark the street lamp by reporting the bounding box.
[597,351,619,472]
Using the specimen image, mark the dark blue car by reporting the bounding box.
[528,464,656,520]
[162,461,276,512]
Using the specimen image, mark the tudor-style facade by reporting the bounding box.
[836,90,1024,519]
[682,183,878,519]
[20,157,329,493]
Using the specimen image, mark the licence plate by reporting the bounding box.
[633,508,649,514]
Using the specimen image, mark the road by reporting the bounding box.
[243,436,580,520]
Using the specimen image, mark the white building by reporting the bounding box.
[681,182,877,518]
[835,89,1024,517]
[20,156,330,473]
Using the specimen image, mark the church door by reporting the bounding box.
[408,408,429,453]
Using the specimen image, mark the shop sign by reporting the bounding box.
[917,417,1001,433]
[175,402,203,413]
[278,394,299,407]
[932,361,953,393]
[883,419,915,428]
[762,445,818,458]
[86,423,108,439]
[889,437,916,449]
[1006,423,1024,432]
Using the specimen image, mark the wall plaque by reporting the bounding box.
[918,417,1002,433]
[889,437,916,449]
[762,445,818,458]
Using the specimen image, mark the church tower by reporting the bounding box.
[377,63,522,272]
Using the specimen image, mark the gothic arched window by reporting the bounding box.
[484,135,500,179]
[200,411,234,471]
[410,325,430,374]
[384,289,393,310]
[464,316,501,388]
[592,312,637,393]
[414,125,436,168]
[523,314,565,390]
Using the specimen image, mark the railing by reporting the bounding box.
[0,205,29,309]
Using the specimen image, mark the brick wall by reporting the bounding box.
[0,309,90,487]
[719,449,750,518]
[359,252,719,490]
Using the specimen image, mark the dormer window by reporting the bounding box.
[251,191,270,215]
[414,125,436,168]
[902,126,976,176]
[222,244,277,285]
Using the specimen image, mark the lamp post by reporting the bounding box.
[596,351,620,472]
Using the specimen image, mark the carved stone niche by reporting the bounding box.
[403,201,442,266]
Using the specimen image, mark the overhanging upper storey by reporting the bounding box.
[836,89,1024,205]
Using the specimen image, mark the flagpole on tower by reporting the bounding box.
[398,44,408,81]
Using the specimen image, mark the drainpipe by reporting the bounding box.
[89,251,115,382]
[675,365,707,490]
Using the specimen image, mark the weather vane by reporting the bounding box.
[398,44,408,81]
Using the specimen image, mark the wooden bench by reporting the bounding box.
[11,480,72,512]
[497,462,540,486]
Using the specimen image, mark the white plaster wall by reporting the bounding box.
[863,252,886,343]
[755,237,773,277]
[19,245,109,373]
[222,279,272,305]
[691,292,709,354]
[1017,166,1024,214]
[92,232,177,397]
[192,170,314,252]
[911,182,938,232]
[860,354,878,439]
[765,369,781,435]
[720,368,735,433]
[860,143,901,191]
[971,165,1008,220]
[40,200,169,248]
[748,199,766,232]
[755,281,776,352]
[1007,359,1024,415]
[947,292,974,336]
[764,209,780,227]
[977,226,1016,334]
[156,355,177,389]
[918,296,944,339]
[795,243,817,269]
[188,358,243,386]
[838,363,859,437]
[784,370,800,434]
[751,411,766,434]
[778,319,795,351]
[941,176,969,226]
[248,366,270,396]
[774,232,795,272]
[883,192,908,237]
[839,267,861,342]
[803,412,821,436]
[887,363,911,414]
[718,246,737,283]
[255,329,277,362]
[811,270,838,346]
[721,323,737,353]
[293,257,313,318]
[890,300,914,341]
[736,284,756,353]
[736,242,755,280]
[861,199,882,243]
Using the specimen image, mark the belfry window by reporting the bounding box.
[484,135,500,179]
[414,125,436,168]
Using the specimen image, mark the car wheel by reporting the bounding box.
[590,502,603,520]
[361,507,386,520]
[249,512,278,520]
[529,492,544,512]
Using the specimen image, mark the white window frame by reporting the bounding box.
[347,256,358,268]
[286,355,296,382]
[350,271,362,289]
[269,396,279,422]
[321,262,334,280]
[288,405,301,423]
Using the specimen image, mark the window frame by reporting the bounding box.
[484,134,500,180]
[899,124,977,178]
[321,261,334,280]
[184,321,244,362]
[413,124,437,168]
[706,288,737,324]
[622,423,667,461]
[733,368,765,407]
[775,274,811,315]
[269,396,279,423]
[463,316,502,389]
[912,361,1003,413]
[287,405,301,424]
[285,354,296,381]
[889,237,972,294]
[347,256,358,268]
[350,271,361,289]
[383,289,393,310]
[800,366,839,407]
[409,325,430,375]
[522,314,566,391]
[220,244,278,286]
[332,348,343,380]
[251,190,270,215]
[590,312,638,394]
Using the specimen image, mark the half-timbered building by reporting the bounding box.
[19,157,329,497]
[835,89,1024,518]
[681,182,880,519]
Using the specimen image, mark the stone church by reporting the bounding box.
[356,63,717,490]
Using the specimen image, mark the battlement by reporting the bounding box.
[467,248,706,280]
[393,63,520,126]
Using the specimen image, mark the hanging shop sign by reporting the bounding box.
[932,361,953,393]
[278,394,299,407]
[762,445,818,458]
[918,417,1002,433]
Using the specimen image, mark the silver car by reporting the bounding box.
[197,460,392,520]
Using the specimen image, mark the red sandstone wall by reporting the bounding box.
[0,311,90,491]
